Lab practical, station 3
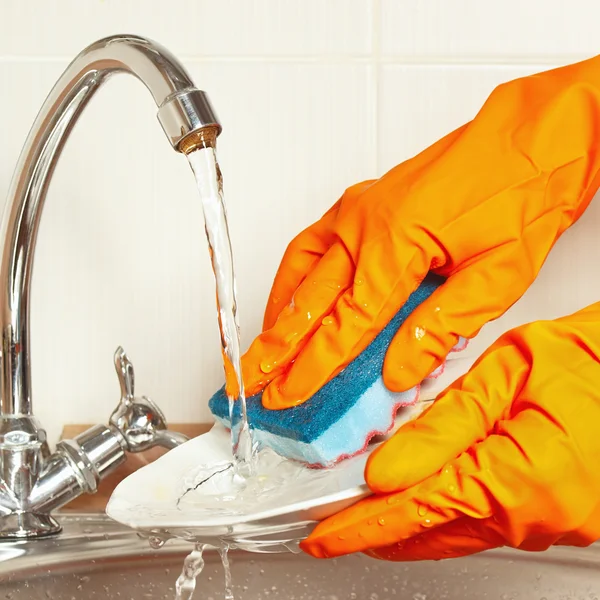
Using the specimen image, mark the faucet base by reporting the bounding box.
[0,512,61,539]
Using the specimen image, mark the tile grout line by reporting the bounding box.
[0,55,577,66]
[0,54,374,64]
[379,56,567,66]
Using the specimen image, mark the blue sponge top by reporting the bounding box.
[209,273,444,444]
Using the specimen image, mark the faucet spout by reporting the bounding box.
[0,35,209,537]
[0,34,220,417]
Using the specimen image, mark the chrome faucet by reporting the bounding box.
[0,35,222,538]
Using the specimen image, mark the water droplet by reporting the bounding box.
[355,278,364,286]
[377,517,386,526]
[148,535,165,549]
[386,496,399,505]
[337,535,345,540]
[260,360,277,373]
[306,311,312,320]
[284,331,298,343]
[448,484,456,493]
[367,519,375,525]
[322,316,334,326]
[414,326,426,341]
[417,505,429,517]
[434,306,441,312]
[272,296,280,304]
[422,518,433,528]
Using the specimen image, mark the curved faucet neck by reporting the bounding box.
[0,35,220,416]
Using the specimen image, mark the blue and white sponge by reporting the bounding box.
[208,273,466,468]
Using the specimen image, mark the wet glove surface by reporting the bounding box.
[240,55,600,410]
[301,303,600,561]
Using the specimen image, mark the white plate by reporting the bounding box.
[106,404,429,552]
[106,357,472,552]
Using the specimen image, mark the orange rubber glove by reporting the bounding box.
[240,55,600,409]
[300,302,600,560]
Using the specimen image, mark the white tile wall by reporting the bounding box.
[380,0,599,61]
[0,0,372,57]
[378,64,552,173]
[0,1,598,445]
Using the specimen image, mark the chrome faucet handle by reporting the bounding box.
[109,347,188,453]
[26,347,189,523]
[115,346,135,403]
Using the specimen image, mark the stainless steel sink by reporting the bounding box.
[1,513,599,599]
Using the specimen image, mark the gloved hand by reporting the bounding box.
[300,303,600,560]
[240,55,600,409]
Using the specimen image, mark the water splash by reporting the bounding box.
[219,546,234,600]
[174,543,206,600]
[187,146,255,475]
[176,445,331,517]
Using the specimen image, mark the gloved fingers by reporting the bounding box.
[302,423,541,559]
[366,337,523,493]
[259,234,440,408]
[260,282,411,408]
[383,247,536,393]
[300,487,464,559]
[263,179,378,331]
[242,241,354,398]
[263,200,341,331]
[365,516,502,562]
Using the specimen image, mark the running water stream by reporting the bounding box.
[174,130,255,599]
[173,129,328,598]
[174,543,235,600]
[186,133,255,477]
